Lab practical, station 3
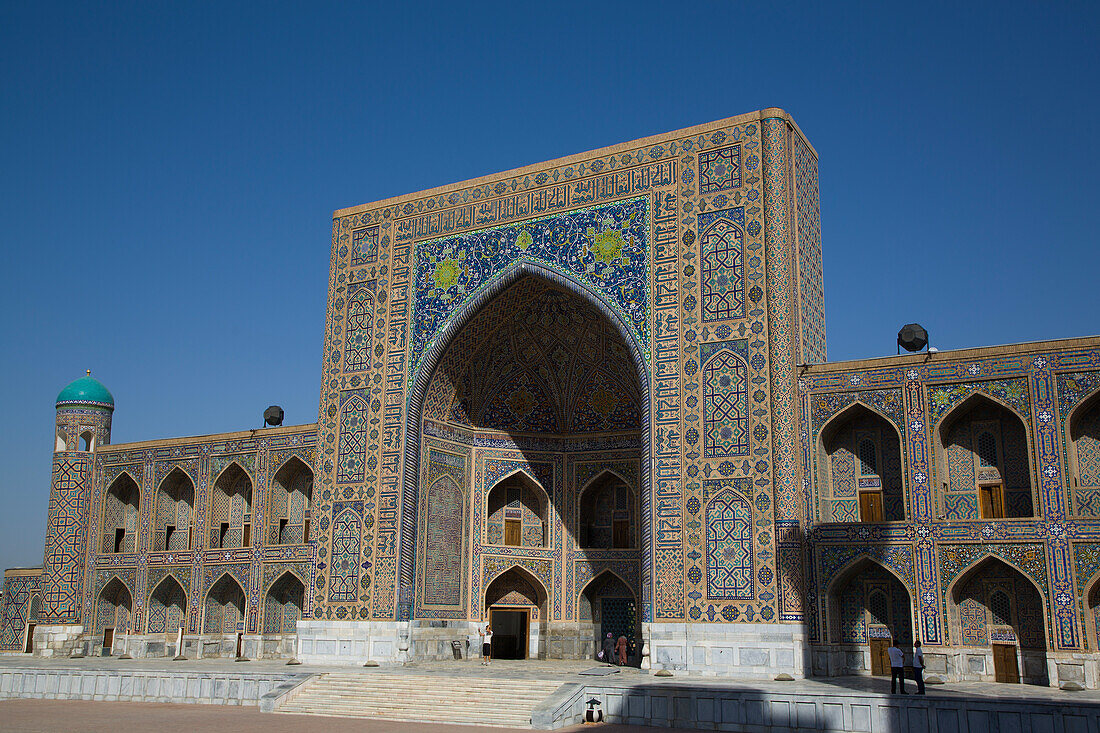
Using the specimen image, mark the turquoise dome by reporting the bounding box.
[56,371,114,410]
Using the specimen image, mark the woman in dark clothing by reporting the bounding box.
[602,633,615,666]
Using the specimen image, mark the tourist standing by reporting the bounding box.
[602,633,615,666]
[887,641,906,694]
[480,624,493,666]
[616,635,628,666]
[912,640,925,694]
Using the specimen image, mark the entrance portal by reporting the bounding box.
[490,609,529,659]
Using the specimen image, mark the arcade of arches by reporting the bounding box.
[413,275,642,660]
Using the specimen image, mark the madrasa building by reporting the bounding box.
[4,108,1100,689]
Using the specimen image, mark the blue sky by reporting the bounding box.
[1,1,1097,571]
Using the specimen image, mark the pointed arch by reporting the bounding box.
[101,472,140,553]
[203,573,246,634]
[818,401,906,523]
[945,553,1045,608]
[402,262,653,618]
[147,574,187,634]
[327,508,361,604]
[578,468,634,497]
[484,564,549,612]
[699,213,745,322]
[705,487,753,600]
[577,568,637,608]
[80,430,95,452]
[94,576,133,635]
[578,469,639,550]
[269,456,314,545]
[935,392,1036,519]
[264,571,305,634]
[209,462,253,548]
[155,467,194,551]
[702,348,748,457]
[946,554,1048,654]
[1084,571,1100,651]
[825,555,913,646]
[1068,388,1100,516]
[486,469,548,549]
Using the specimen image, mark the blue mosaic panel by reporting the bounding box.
[352,226,378,265]
[698,144,741,194]
[0,574,40,651]
[422,475,464,607]
[705,484,753,600]
[41,457,89,623]
[698,208,745,322]
[336,393,367,484]
[328,508,361,603]
[344,282,375,373]
[703,349,748,457]
[412,197,650,376]
[793,133,825,364]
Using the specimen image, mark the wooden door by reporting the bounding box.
[980,485,1005,519]
[243,524,251,547]
[869,638,890,676]
[102,628,114,654]
[24,624,35,654]
[504,519,521,546]
[613,519,630,548]
[859,492,884,522]
[992,643,1019,683]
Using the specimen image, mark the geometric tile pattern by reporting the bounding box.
[705,482,753,600]
[327,507,361,604]
[336,393,368,485]
[698,144,741,195]
[703,346,749,457]
[698,208,745,322]
[41,456,90,623]
[0,573,40,651]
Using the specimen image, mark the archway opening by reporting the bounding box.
[819,404,905,522]
[204,574,245,635]
[101,473,139,553]
[148,575,187,637]
[950,557,1048,685]
[939,395,1035,519]
[210,463,253,548]
[155,468,194,551]
[826,558,912,676]
[269,457,313,545]
[1070,392,1100,516]
[95,578,133,653]
[409,272,644,642]
[486,472,548,548]
[264,572,305,634]
[484,567,547,660]
[579,570,639,665]
[578,472,638,549]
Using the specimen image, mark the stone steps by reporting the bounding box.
[276,673,562,727]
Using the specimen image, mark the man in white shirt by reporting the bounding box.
[887,641,906,694]
[912,640,925,694]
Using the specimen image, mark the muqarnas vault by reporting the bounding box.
[5,108,1100,689]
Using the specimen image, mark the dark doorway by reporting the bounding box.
[24,624,35,654]
[489,609,528,659]
[600,597,636,653]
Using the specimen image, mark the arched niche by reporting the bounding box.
[1069,390,1100,516]
[209,463,253,548]
[155,468,194,551]
[824,556,912,675]
[148,575,187,635]
[578,570,640,664]
[101,472,140,554]
[577,470,638,550]
[818,402,905,523]
[947,556,1048,685]
[484,565,548,660]
[204,574,246,635]
[268,457,313,545]
[264,571,305,634]
[80,430,95,452]
[936,394,1036,520]
[95,577,133,637]
[486,470,548,548]
[402,264,651,621]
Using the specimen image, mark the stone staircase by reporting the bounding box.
[275,672,564,727]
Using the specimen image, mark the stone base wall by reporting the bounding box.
[295,620,408,665]
[646,622,805,678]
[31,625,83,658]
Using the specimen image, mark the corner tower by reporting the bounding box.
[36,371,113,655]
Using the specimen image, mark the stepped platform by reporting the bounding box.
[5,656,1100,730]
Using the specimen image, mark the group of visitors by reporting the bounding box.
[600,633,629,665]
[887,639,926,694]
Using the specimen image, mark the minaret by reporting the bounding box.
[35,371,114,656]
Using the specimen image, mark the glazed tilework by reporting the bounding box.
[0,572,41,651]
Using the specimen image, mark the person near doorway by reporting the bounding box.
[912,640,925,694]
[602,633,615,666]
[480,624,493,666]
[887,641,906,694]
[616,635,628,666]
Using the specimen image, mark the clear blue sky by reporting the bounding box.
[1,2,1097,572]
